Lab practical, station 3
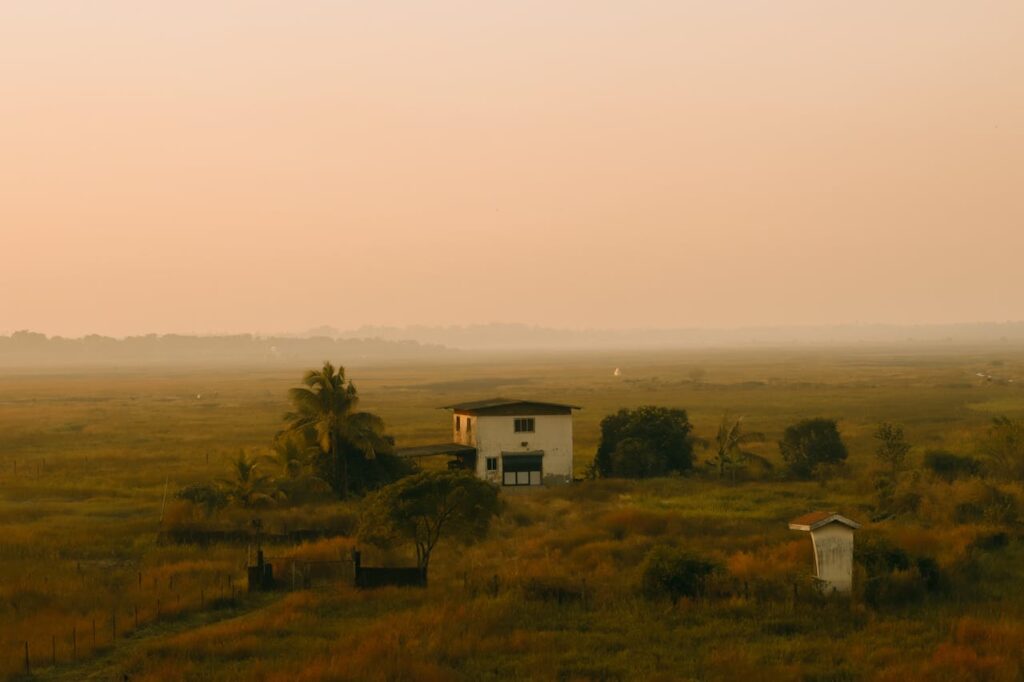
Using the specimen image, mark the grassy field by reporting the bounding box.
[1,345,1024,680]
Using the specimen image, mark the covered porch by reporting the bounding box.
[395,443,478,471]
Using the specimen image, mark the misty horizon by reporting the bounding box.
[5,320,1024,358]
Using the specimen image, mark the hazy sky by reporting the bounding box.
[2,1,1022,337]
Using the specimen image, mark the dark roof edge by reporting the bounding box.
[442,397,581,411]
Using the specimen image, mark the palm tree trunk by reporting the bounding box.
[331,438,343,499]
[342,449,349,499]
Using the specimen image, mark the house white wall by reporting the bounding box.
[809,523,855,593]
[452,412,573,485]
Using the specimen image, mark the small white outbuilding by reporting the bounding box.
[788,511,861,593]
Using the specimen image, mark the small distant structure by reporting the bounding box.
[613,368,621,377]
[788,511,861,593]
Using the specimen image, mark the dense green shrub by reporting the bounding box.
[924,450,982,482]
[640,545,719,602]
[857,536,943,607]
[779,418,848,479]
[593,406,697,478]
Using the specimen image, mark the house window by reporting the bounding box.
[455,416,461,432]
[501,453,542,486]
[486,457,498,472]
[513,417,535,433]
[466,419,472,436]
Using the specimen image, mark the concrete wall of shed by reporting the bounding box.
[810,523,855,593]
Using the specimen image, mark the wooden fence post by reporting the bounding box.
[51,635,55,665]
[72,626,77,660]
[24,641,29,675]
[92,619,96,648]
[112,611,116,643]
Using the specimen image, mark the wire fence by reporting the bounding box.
[3,569,245,678]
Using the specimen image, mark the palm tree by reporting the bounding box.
[219,450,275,508]
[270,430,331,504]
[271,431,312,479]
[713,414,765,483]
[283,362,390,498]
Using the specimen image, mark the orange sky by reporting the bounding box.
[1,1,1022,337]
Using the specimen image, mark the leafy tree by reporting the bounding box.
[778,418,847,479]
[640,545,719,602]
[593,406,696,478]
[874,422,912,479]
[283,362,393,498]
[219,451,276,508]
[979,416,1024,480]
[713,414,765,482]
[358,471,500,571]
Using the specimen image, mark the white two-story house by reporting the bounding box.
[398,398,579,486]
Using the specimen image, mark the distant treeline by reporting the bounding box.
[325,322,1024,351]
[0,331,452,368]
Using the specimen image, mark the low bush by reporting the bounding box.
[640,545,720,602]
[857,536,944,607]
[923,450,982,482]
[520,576,586,604]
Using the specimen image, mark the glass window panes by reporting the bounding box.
[514,418,535,433]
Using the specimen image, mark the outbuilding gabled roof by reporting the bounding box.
[443,398,581,415]
[788,511,861,532]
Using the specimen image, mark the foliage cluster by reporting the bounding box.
[778,418,848,479]
[591,406,697,478]
[358,471,500,570]
[640,545,720,602]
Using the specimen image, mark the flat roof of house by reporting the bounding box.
[443,398,581,414]
[395,443,477,458]
[788,511,861,531]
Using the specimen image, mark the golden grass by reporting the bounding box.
[1,347,1023,679]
